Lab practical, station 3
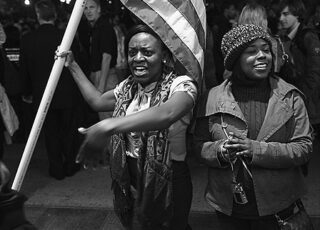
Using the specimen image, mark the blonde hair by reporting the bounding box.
[238,3,268,30]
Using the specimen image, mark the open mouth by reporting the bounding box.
[133,66,148,76]
[254,63,268,70]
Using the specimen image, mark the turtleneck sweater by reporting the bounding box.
[231,76,270,140]
[231,75,271,218]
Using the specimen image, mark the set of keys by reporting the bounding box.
[229,160,249,204]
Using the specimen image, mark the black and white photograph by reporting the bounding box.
[0,0,319,229]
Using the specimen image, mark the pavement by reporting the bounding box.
[2,135,320,229]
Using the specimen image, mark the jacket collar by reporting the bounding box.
[257,76,302,140]
[202,79,244,120]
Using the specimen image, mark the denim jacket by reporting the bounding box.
[193,75,313,216]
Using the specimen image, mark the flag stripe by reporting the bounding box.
[190,0,207,34]
[167,0,205,50]
[143,0,204,72]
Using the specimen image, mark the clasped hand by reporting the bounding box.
[220,132,253,162]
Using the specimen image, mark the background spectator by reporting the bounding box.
[278,0,320,137]
[19,0,82,180]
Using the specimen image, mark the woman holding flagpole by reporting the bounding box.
[64,24,196,229]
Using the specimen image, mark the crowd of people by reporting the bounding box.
[0,0,319,229]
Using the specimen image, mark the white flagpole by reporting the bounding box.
[12,0,87,191]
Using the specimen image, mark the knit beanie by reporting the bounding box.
[221,24,272,71]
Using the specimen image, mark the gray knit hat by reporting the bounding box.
[221,24,272,71]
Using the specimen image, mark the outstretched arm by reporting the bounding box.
[76,90,195,167]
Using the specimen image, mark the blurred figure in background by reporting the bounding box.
[19,0,82,180]
[278,0,320,138]
[80,0,119,162]
[0,22,20,156]
[0,23,6,160]
[307,3,320,32]
[203,25,218,90]
[2,23,26,144]
[112,14,128,82]
[82,0,118,121]
[211,1,239,84]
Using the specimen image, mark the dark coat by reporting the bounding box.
[287,25,320,124]
[19,24,80,109]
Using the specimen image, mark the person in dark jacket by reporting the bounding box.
[279,0,320,135]
[82,0,118,121]
[19,0,82,180]
[193,24,313,230]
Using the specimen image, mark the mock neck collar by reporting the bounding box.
[231,73,269,88]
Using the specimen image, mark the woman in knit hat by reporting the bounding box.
[193,24,313,229]
[238,3,287,74]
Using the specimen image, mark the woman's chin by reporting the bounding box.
[133,74,146,80]
[250,70,270,80]
[133,75,148,84]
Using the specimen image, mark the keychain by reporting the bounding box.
[229,159,248,205]
[232,181,248,204]
[221,115,249,205]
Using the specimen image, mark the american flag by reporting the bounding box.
[120,0,206,85]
